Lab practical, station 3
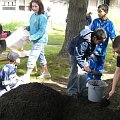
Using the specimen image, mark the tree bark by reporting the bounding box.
[58,0,88,57]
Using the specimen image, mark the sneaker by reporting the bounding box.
[20,74,30,83]
[37,73,51,79]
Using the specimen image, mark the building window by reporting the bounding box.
[2,1,16,6]
[2,7,15,10]
[19,6,25,10]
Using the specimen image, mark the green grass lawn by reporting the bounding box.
[0,22,116,82]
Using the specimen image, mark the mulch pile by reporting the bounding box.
[0,82,120,120]
[0,83,66,120]
[63,95,120,120]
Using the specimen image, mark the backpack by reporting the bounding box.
[68,31,92,55]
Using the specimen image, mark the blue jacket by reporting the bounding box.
[68,29,95,68]
[27,13,48,44]
[90,18,116,56]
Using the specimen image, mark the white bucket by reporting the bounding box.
[6,26,30,50]
[88,80,108,102]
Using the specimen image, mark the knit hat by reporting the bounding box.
[7,51,20,61]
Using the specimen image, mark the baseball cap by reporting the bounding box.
[7,51,20,61]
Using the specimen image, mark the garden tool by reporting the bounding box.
[84,58,102,76]
[90,70,102,76]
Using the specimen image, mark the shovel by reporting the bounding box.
[100,94,111,107]
[90,70,102,76]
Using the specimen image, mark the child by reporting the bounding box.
[86,12,92,26]
[88,4,116,80]
[23,0,51,80]
[0,51,21,96]
[109,35,120,97]
[67,28,106,96]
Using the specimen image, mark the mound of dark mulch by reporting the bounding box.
[0,81,120,120]
[62,94,120,120]
[0,83,67,120]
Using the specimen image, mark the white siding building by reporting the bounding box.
[0,0,31,11]
[0,0,32,23]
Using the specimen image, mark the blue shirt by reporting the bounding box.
[90,18,116,56]
[27,13,48,44]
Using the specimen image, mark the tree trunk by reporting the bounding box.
[58,0,88,57]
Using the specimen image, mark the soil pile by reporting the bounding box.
[0,81,120,120]
[63,95,120,120]
[0,83,66,120]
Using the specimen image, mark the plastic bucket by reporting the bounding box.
[6,27,30,50]
[88,80,108,102]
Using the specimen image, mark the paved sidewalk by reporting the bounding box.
[102,72,114,80]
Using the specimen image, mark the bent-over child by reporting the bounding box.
[67,28,106,96]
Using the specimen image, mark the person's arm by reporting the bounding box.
[109,56,120,97]
[109,22,116,41]
[90,19,96,31]
[109,67,120,97]
[74,41,89,68]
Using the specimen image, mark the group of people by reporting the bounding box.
[0,0,51,96]
[67,3,120,99]
[0,1,120,100]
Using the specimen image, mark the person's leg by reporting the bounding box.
[42,64,49,74]
[67,55,78,95]
[38,44,51,78]
[25,43,44,78]
[78,72,88,96]
[94,55,105,80]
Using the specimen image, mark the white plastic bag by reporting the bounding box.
[6,26,30,50]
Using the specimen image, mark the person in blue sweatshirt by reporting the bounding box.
[23,0,51,81]
[88,4,116,81]
[67,28,106,96]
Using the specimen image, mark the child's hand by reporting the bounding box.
[83,66,91,72]
[22,26,27,30]
[16,58,20,65]
[22,36,29,40]
[109,90,115,97]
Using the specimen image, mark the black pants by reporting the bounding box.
[0,40,6,52]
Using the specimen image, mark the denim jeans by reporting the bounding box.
[67,55,87,95]
[27,42,47,68]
